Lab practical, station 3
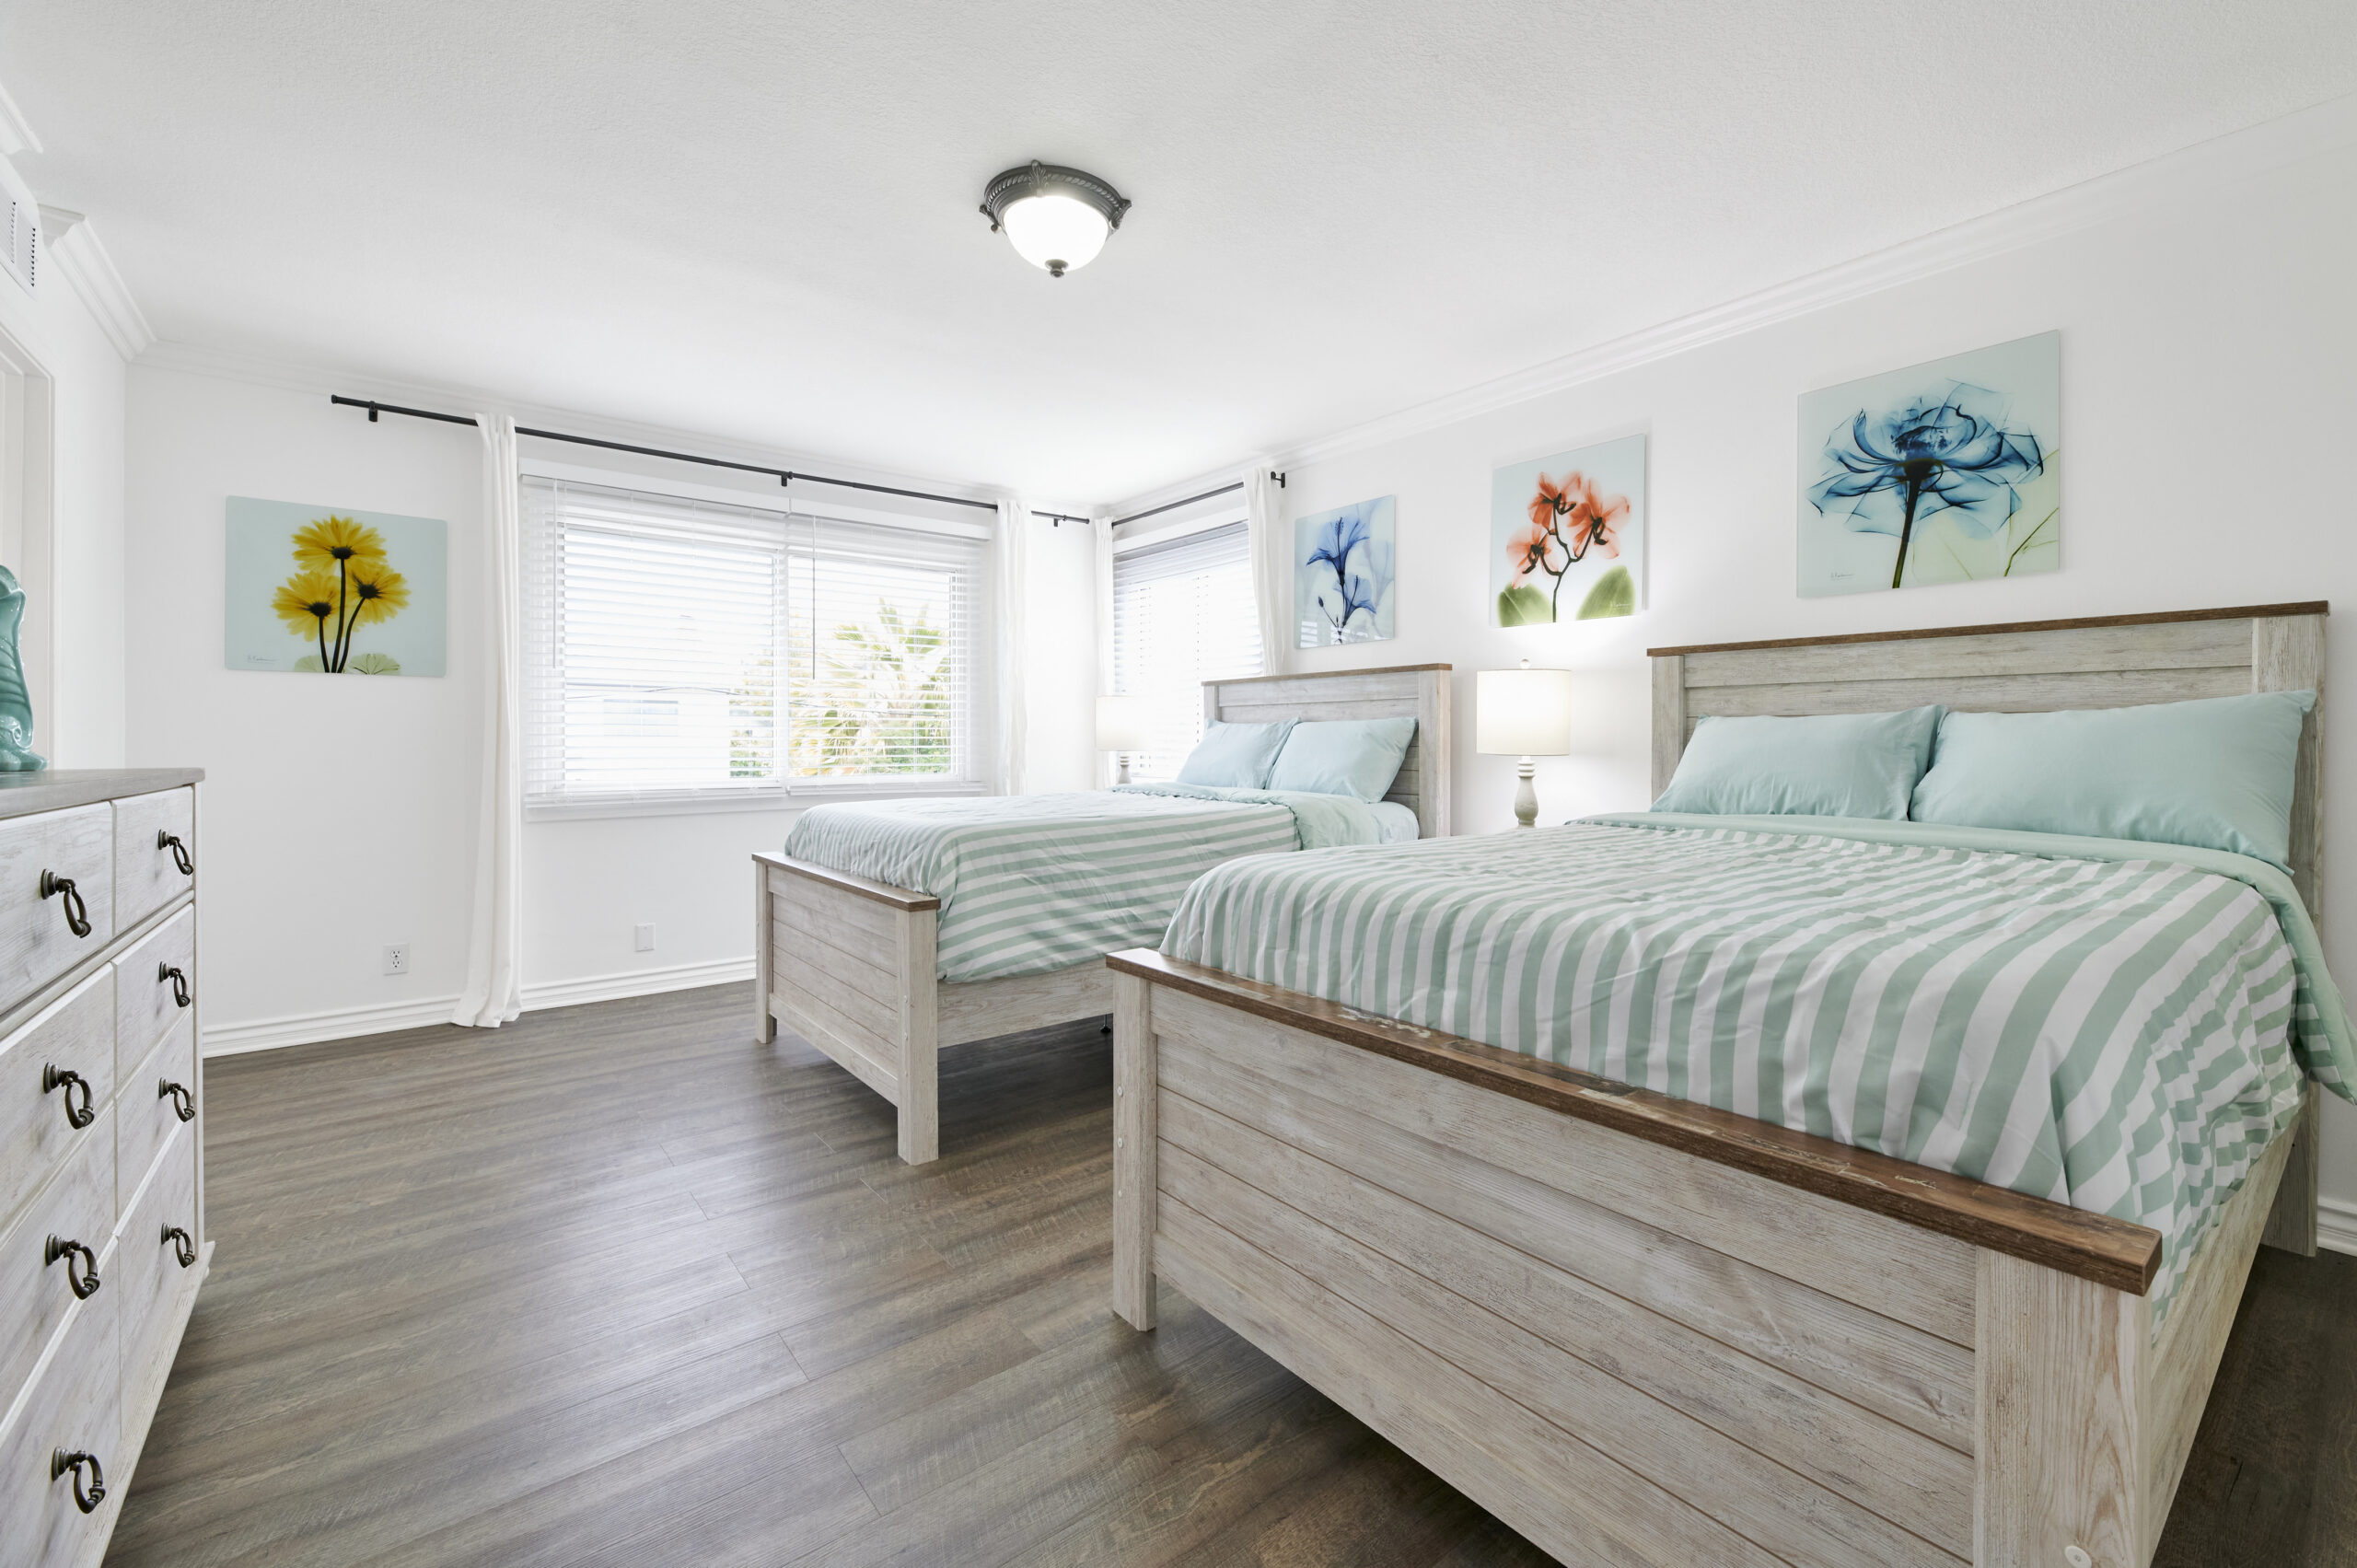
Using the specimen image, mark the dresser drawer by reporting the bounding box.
[0,1260,120,1568]
[118,1014,194,1225]
[117,1121,198,1424]
[0,807,114,1017]
[112,789,195,934]
[117,1016,195,1222]
[0,1107,112,1412]
[1,970,114,1235]
[114,908,194,1081]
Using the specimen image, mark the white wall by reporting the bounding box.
[1022,512,1100,793]
[122,364,1102,1037]
[1263,138,2357,1223]
[124,369,486,1036]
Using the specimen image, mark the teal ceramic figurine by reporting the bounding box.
[0,565,45,771]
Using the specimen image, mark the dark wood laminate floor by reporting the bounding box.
[104,982,2357,1567]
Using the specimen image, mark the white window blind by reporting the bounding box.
[1109,521,1263,781]
[523,478,985,813]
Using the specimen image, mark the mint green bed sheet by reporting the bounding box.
[1160,812,2353,1318]
[784,783,1386,984]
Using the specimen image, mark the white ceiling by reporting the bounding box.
[6,2,2356,504]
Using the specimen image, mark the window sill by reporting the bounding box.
[526,780,988,823]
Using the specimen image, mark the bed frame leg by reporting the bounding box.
[753,859,777,1045]
[2262,1080,2320,1257]
[896,909,940,1165]
[1111,970,1156,1330]
[1975,1249,2146,1568]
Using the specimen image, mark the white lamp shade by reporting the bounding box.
[1001,193,1110,274]
[1097,694,1154,751]
[1477,668,1576,756]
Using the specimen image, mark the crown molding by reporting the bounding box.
[1108,87,2357,517]
[38,207,154,360]
[0,79,40,158]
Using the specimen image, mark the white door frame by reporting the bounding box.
[0,320,54,743]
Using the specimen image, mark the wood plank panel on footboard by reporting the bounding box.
[1110,951,2297,1568]
[760,851,1113,1166]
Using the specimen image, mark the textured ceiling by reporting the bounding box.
[6,1,2356,501]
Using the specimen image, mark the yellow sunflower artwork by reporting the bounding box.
[227,498,447,676]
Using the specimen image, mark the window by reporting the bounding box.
[523,477,986,813]
[1109,520,1263,780]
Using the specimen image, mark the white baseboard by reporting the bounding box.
[201,957,755,1058]
[518,957,755,1012]
[203,995,465,1057]
[2316,1196,2357,1258]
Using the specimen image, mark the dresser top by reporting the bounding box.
[0,768,204,819]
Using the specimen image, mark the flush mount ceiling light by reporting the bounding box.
[980,161,1131,278]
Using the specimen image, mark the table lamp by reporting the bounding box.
[1097,695,1153,785]
[1477,660,1575,828]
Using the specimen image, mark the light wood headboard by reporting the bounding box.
[1204,664,1452,838]
[1647,603,2328,920]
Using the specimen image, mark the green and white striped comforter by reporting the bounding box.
[1161,813,2357,1315]
[784,784,1391,983]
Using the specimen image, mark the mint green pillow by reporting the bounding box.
[1176,720,1294,787]
[1267,717,1417,802]
[1651,707,1942,819]
[1909,691,2315,866]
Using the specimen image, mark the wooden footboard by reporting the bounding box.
[1110,950,2297,1568]
[755,853,1118,1164]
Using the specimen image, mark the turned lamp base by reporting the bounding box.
[1513,757,1538,829]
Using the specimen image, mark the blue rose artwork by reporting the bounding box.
[1295,495,1396,647]
[1797,331,2059,597]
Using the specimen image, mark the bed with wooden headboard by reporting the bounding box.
[1108,602,2327,1568]
[753,662,1450,1166]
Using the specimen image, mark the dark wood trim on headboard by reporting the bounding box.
[1647,602,2330,659]
[1213,661,1453,687]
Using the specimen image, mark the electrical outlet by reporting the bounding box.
[634,923,656,953]
[382,944,410,976]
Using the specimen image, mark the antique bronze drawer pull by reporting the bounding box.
[161,963,191,1008]
[158,829,193,877]
[52,1448,106,1514]
[39,871,90,937]
[161,1079,195,1122]
[44,1237,100,1299]
[42,1064,95,1129]
[163,1225,197,1269]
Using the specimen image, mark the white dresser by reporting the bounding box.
[0,771,205,1568]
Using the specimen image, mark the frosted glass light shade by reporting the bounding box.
[982,163,1130,278]
[1477,668,1575,756]
[1000,193,1109,275]
[1097,694,1154,751]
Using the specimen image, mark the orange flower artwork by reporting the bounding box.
[1493,436,1646,625]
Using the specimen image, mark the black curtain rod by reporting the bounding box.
[1107,470,1285,530]
[330,395,1094,526]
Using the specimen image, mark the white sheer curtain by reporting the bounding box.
[454,412,524,1028]
[1092,508,1117,786]
[992,497,1028,795]
[1242,466,1289,678]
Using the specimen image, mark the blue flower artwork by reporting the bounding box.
[1295,495,1396,647]
[1797,331,2059,597]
